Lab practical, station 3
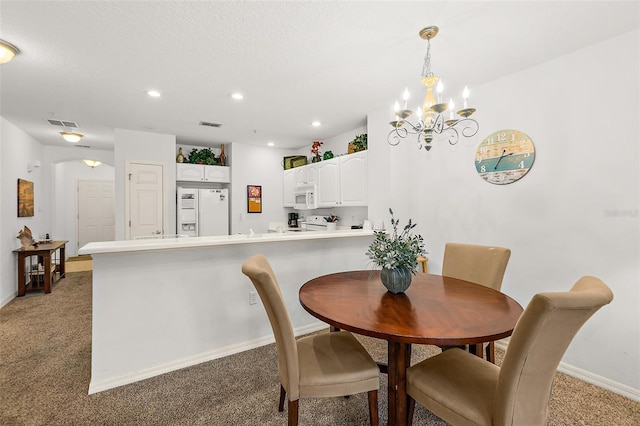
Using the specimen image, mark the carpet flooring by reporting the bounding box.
[1,272,638,425]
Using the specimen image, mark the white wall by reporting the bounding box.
[367,30,640,393]
[0,117,48,306]
[113,129,176,240]
[230,143,296,234]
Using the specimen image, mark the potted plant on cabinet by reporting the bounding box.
[348,134,367,153]
[188,148,218,165]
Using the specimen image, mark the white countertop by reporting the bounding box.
[78,228,374,255]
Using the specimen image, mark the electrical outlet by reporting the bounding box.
[249,291,258,305]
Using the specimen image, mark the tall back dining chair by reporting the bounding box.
[406,276,614,426]
[241,254,380,426]
[442,242,511,362]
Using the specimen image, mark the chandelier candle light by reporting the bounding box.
[388,26,479,152]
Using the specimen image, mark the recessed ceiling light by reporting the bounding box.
[61,132,83,143]
[146,90,161,97]
[231,93,244,100]
[311,121,321,127]
[267,142,275,147]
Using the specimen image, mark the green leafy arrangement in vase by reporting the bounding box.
[366,208,426,274]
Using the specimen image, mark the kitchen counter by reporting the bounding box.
[79,229,372,255]
[80,229,375,394]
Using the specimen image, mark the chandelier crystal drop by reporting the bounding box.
[388,26,479,152]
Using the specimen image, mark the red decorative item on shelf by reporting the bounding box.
[311,141,323,163]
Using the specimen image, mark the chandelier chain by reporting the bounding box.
[422,39,433,77]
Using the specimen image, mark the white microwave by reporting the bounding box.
[294,185,319,210]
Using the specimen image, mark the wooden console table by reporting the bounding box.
[14,240,67,296]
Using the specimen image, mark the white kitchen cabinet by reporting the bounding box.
[339,151,368,206]
[283,169,296,207]
[317,151,368,207]
[176,163,204,181]
[204,165,230,183]
[317,159,340,207]
[295,163,318,186]
[176,163,230,183]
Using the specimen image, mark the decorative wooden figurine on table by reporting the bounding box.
[17,226,35,248]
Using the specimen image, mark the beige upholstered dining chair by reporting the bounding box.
[241,254,380,426]
[442,242,511,362]
[406,276,613,426]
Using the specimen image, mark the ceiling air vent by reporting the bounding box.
[47,119,79,128]
[73,144,91,148]
[199,121,222,128]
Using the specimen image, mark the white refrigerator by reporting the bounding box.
[177,188,229,237]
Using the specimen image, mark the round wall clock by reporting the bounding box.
[475,129,536,185]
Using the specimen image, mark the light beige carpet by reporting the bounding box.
[0,272,638,425]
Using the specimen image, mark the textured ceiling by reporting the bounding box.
[1,1,638,151]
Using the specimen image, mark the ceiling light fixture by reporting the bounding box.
[231,93,244,100]
[82,159,102,168]
[388,26,479,152]
[146,90,161,97]
[61,132,83,143]
[311,121,321,127]
[267,142,275,147]
[0,39,20,64]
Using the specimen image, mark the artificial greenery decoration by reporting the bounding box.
[366,208,426,273]
[188,148,218,165]
[352,134,368,151]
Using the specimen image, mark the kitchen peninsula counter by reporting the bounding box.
[79,228,372,255]
[79,229,374,394]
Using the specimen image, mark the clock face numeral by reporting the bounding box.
[475,129,536,185]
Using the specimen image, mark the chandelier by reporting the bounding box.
[388,26,479,151]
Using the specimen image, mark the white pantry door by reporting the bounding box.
[77,180,115,250]
[128,162,164,239]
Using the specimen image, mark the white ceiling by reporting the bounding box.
[1,1,638,151]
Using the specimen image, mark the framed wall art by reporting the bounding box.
[247,185,262,213]
[17,178,34,217]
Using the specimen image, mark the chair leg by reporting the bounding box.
[368,389,379,426]
[287,399,299,426]
[407,395,416,426]
[279,384,286,412]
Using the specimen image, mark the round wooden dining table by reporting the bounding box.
[299,270,523,426]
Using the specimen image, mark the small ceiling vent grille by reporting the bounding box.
[73,144,91,148]
[199,121,222,128]
[47,119,79,128]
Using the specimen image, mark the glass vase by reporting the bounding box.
[380,267,412,294]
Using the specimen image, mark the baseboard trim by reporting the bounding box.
[0,293,15,309]
[495,340,639,402]
[88,321,329,395]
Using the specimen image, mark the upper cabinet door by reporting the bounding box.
[317,159,339,207]
[295,163,317,186]
[176,163,205,181]
[204,165,230,183]
[283,169,296,207]
[339,151,368,206]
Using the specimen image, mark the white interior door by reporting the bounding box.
[128,163,164,239]
[77,180,115,251]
